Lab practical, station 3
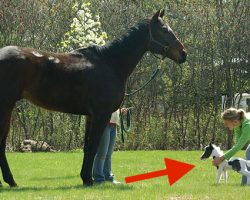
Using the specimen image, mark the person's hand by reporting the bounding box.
[212,156,224,166]
[121,108,128,115]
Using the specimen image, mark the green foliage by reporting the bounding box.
[1,0,249,151]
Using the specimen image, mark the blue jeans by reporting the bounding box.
[93,125,117,182]
[242,144,250,185]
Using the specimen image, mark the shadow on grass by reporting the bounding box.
[29,175,78,181]
[0,182,134,192]
[210,183,249,187]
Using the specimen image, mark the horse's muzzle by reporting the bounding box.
[178,50,187,64]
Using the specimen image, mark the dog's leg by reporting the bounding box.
[217,167,223,183]
[224,170,228,184]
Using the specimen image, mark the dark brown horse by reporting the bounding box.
[0,9,186,187]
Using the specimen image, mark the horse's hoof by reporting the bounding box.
[83,179,93,186]
[9,182,18,187]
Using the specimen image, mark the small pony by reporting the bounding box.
[200,143,250,184]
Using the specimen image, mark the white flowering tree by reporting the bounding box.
[60,2,108,51]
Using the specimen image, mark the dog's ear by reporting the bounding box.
[209,142,215,150]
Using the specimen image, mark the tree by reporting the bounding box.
[59,1,108,51]
[2,0,249,151]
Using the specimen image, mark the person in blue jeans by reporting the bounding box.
[93,109,127,184]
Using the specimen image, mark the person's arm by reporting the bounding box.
[223,124,250,160]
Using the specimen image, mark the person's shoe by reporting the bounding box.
[112,180,122,185]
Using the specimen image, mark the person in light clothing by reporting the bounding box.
[213,108,250,185]
[93,109,127,184]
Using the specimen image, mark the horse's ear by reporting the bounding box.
[152,9,161,21]
[160,9,165,18]
[209,142,213,147]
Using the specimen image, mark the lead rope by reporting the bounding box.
[120,109,132,143]
[125,59,164,96]
[120,59,164,143]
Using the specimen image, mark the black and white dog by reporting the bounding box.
[200,143,250,184]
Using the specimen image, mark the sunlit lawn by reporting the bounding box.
[0,151,249,200]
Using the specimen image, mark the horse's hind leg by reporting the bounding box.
[83,116,92,156]
[0,107,17,187]
[80,113,111,186]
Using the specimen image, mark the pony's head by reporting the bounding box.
[148,9,187,64]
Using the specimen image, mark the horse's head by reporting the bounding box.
[148,9,187,64]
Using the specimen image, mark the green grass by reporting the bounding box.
[0,151,249,200]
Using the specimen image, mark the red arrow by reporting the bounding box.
[125,158,195,186]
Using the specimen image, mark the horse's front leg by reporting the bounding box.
[80,113,111,186]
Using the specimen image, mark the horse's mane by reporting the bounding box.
[104,19,150,51]
[71,19,150,61]
[70,45,102,61]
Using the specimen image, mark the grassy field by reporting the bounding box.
[0,151,249,200]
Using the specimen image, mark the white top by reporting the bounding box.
[110,110,120,125]
[246,112,250,119]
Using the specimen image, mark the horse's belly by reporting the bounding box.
[22,88,90,115]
